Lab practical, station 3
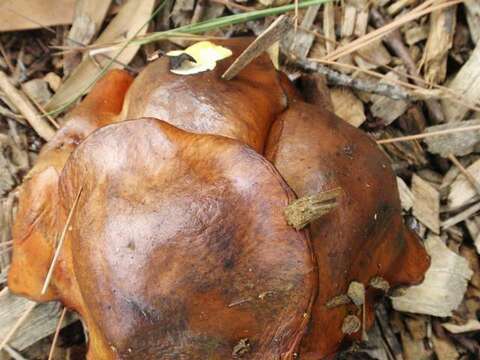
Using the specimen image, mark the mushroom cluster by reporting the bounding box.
[8,38,429,359]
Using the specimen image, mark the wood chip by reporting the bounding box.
[441,201,480,230]
[22,79,52,106]
[404,316,427,341]
[442,319,480,334]
[355,39,392,70]
[412,174,440,234]
[282,6,319,59]
[43,73,62,92]
[432,335,460,360]
[0,71,55,141]
[441,41,480,122]
[323,2,336,54]
[0,290,77,351]
[387,0,416,16]
[370,70,409,125]
[171,0,196,27]
[354,9,369,37]
[400,330,433,360]
[465,216,480,254]
[447,158,480,209]
[391,234,473,317]
[330,87,366,127]
[404,24,429,46]
[424,119,480,157]
[341,5,357,38]
[422,6,457,84]
[397,176,414,211]
[465,0,480,45]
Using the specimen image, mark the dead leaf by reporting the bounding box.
[64,0,113,75]
[45,0,155,113]
[0,0,76,32]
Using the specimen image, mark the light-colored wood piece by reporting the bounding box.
[397,176,414,211]
[422,6,457,84]
[441,41,480,122]
[341,5,357,38]
[412,174,440,234]
[0,290,77,351]
[330,87,366,127]
[0,72,55,141]
[323,2,336,54]
[465,0,480,44]
[391,235,473,317]
[447,158,480,209]
[0,0,76,32]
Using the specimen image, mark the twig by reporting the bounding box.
[20,84,59,130]
[0,71,55,140]
[3,345,28,360]
[296,57,414,100]
[322,0,461,62]
[312,56,480,113]
[0,301,37,351]
[448,154,480,197]
[210,0,253,12]
[285,188,341,230]
[441,202,480,230]
[370,8,445,123]
[222,15,293,80]
[377,124,480,144]
[47,307,67,360]
[41,188,82,295]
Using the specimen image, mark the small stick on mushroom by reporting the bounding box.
[284,188,341,230]
[41,187,82,295]
[222,15,293,80]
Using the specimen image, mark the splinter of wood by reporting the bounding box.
[222,15,293,80]
[284,188,341,230]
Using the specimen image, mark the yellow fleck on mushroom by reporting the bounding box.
[166,41,233,75]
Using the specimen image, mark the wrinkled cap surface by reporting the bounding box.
[59,118,316,359]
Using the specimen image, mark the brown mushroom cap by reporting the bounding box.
[265,100,430,358]
[59,118,316,359]
[121,38,289,152]
[8,70,133,302]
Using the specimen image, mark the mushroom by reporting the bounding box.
[7,38,429,359]
[58,118,316,359]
